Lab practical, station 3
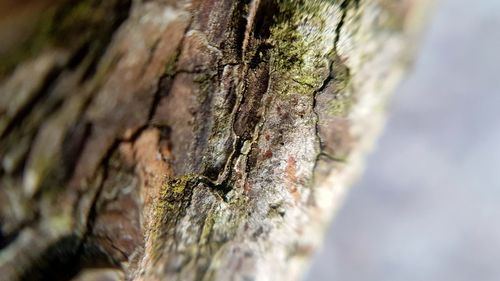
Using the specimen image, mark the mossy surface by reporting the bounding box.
[328,97,351,116]
[328,54,352,116]
[269,0,339,95]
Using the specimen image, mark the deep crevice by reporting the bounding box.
[334,0,351,49]
[78,139,121,269]
[18,235,82,281]
[312,0,354,182]
[232,0,252,59]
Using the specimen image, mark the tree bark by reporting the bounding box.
[0,0,429,280]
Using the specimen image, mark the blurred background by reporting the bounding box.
[307,0,500,280]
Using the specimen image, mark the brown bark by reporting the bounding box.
[0,0,429,280]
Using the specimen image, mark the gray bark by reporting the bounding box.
[0,0,430,280]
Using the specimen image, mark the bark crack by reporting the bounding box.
[312,0,355,178]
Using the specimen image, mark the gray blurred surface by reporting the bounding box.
[306,0,500,280]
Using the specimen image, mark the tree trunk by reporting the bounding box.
[0,0,429,280]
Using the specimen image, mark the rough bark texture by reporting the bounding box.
[0,0,429,280]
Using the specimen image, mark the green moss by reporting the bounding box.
[269,0,338,95]
[328,97,351,115]
[331,55,350,89]
[48,214,73,234]
[149,174,200,252]
[164,60,176,77]
[270,0,315,74]
[171,175,191,194]
[59,1,99,34]
[199,211,216,244]
[269,3,306,72]
[161,174,200,198]
[326,53,352,115]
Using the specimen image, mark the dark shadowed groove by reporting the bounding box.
[18,235,82,281]
[80,0,133,82]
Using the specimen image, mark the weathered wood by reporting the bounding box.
[0,0,429,280]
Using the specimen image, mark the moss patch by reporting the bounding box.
[269,0,339,95]
[328,97,351,116]
[328,53,352,116]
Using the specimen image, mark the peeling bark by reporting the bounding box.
[0,0,430,280]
